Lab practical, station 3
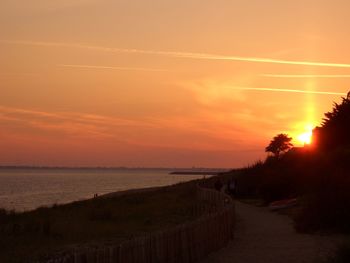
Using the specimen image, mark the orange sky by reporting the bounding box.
[0,0,349,167]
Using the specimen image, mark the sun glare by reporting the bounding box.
[297,126,313,145]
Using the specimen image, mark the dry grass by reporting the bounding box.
[0,182,203,262]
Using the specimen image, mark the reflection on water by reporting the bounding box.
[0,168,204,211]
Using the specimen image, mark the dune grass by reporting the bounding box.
[0,182,203,262]
[325,241,350,263]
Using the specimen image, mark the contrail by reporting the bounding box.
[3,40,350,68]
[261,74,350,78]
[58,64,168,72]
[231,87,346,96]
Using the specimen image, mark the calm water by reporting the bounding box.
[0,168,205,211]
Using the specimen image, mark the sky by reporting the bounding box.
[0,0,349,168]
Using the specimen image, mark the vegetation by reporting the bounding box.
[265,133,293,157]
[325,241,350,263]
[314,93,350,150]
[227,93,350,234]
[0,182,204,263]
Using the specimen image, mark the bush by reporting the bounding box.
[294,170,350,233]
[325,242,350,263]
[88,208,113,221]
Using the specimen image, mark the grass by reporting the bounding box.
[324,241,350,263]
[0,182,204,262]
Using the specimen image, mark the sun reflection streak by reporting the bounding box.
[289,80,317,146]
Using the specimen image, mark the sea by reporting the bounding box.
[0,168,218,211]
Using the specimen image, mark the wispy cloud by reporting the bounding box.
[3,40,350,68]
[0,106,153,139]
[0,105,264,151]
[261,74,350,78]
[0,73,38,76]
[58,64,168,72]
[231,87,346,96]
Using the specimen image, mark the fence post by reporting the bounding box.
[45,184,235,263]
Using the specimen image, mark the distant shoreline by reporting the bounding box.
[0,166,233,171]
[0,167,229,211]
[169,171,225,175]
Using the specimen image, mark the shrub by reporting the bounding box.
[88,208,113,221]
[325,242,350,263]
[294,170,350,233]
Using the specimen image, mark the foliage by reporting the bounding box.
[265,133,293,157]
[325,241,350,263]
[294,170,350,233]
[313,94,350,150]
[232,91,350,233]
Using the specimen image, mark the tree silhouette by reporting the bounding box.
[265,133,293,157]
[313,92,350,150]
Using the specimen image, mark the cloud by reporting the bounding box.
[0,106,153,140]
[0,105,265,151]
[3,40,350,68]
[260,74,350,78]
[0,73,38,77]
[58,64,168,72]
[230,87,346,96]
[185,80,246,107]
[0,106,147,127]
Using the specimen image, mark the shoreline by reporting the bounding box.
[99,185,168,199]
[0,169,213,212]
[1,180,204,213]
[169,171,222,175]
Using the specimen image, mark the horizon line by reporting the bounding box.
[0,165,234,170]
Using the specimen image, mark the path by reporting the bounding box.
[203,201,343,263]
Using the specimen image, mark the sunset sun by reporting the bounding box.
[297,126,313,145]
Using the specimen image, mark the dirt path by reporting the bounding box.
[203,201,343,263]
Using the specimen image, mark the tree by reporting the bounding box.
[313,92,350,150]
[265,133,293,157]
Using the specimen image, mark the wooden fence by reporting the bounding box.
[45,185,235,263]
